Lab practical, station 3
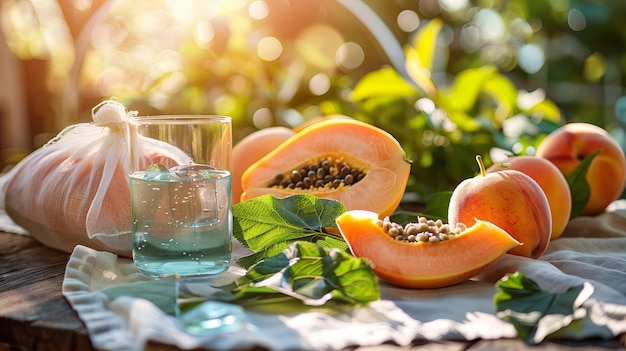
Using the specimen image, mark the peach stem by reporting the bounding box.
[476,155,486,177]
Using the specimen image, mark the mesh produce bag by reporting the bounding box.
[0,100,188,256]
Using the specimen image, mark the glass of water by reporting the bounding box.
[127,115,233,279]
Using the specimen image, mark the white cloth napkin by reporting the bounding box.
[59,201,626,351]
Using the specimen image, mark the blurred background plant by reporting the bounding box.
[1,0,625,200]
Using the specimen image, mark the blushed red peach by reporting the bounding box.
[487,156,571,239]
[535,123,626,216]
[448,156,552,259]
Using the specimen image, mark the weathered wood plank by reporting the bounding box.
[0,232,94,351]
[0,234,68,293]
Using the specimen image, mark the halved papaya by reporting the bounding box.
[233,116,352,203]
[335,210,521,289]
[240,119,411,217]
[232,126,296,204]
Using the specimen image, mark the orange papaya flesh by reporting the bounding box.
[240,119,411,218]
[335,210,521,289]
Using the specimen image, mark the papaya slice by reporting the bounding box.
[336,210,521,289]
[240,119,411,217]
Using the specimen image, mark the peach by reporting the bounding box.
[535,122,626,216]
[486,156,572,239]
[232,126,295,204]
[448,155,552,258]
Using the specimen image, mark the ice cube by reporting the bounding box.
[170,164,216,181]
[168,164,221,227]
[143,163,171,181]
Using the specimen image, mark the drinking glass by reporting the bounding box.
[127,115,233,279]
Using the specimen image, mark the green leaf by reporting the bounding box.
[413,19,442,73]
[176,242,380,313]
[233,194,348,268]
[223,241,380,306]
[350,67,417,101]
[566,150,600,219]
[423,191,452,221]
[494,272,593,345]
[483,73,518,119]
[525,99,562,123]
[405,19,442,96]
[442,66,498,113]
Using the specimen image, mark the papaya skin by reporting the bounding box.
[292,114,353,132]
[232,127,296,204]
[241,119,411,218]
[336,210,521,289]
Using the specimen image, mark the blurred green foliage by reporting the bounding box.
[3,0,626,199]
[347,19,562,198]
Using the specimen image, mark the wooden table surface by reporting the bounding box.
[1,230,625,351]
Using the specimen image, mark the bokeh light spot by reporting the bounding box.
[194,20,215,49]
[74,0,92,11]
[282,108,304,127]
[336,42,364,70]
[309,73,331,96]
[257,36,282,61]
[397,10,420,33]
[296,24,343,69]
[518,43,544,74]
[474,9,505,42]
[249,0,269,20]
[214,94,238,116]
[415,98,436,114]
[568,9,586,31]
[460,24,481,51]
[584,52,605,82]
[439,0,468,12]
[252,107,273,129]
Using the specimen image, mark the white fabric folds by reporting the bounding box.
[61,202,626,351]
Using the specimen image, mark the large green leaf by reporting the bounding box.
[220,241,380,307]
[494,272,593,345]
[233,194,348,268]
